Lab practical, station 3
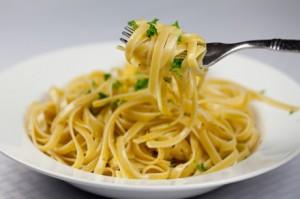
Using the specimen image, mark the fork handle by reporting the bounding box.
[240,39,300,52]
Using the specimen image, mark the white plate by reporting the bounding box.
[0,42,300,199]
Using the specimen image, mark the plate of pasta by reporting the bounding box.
[0,19,300,199]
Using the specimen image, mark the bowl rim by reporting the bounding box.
[1,148,299,190]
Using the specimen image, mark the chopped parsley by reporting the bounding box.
[196,163,207,172]
[128,20,138,30]
[98,92,108,99]
[177,35,182,44]
[111,99,126,109]
[172,20,181,43]
[289,110,295,115]
[86,89,91,94]
[92,80,97,87]
[149,18,159,25]
[146,24,158,38]
[170,58,183,77]
[134,78,149,91]
[104,73,111,81]
[112,80,122,90]
[172,20,180,29]
[146,18,159,38]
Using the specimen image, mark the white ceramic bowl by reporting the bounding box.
[0,42,300,199]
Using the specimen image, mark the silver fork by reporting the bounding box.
[121,26,300,67]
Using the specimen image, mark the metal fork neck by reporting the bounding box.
[235,39,300,52]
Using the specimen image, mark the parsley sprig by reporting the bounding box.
[170,58,183,77]
[104,73,111,81]
[146,18,159,38]
[172,20,180,29]
[177,35,182,43]
[98,92,108,99]
[149,18,159,24]
[112,80,122,90]
[111,99,126,109]
[92,80,97,87]
[134,78,149,91]
[196,163,207,172]
[128,20,138,30]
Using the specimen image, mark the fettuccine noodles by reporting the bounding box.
[25,19,299,179]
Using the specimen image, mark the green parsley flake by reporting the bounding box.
[104,73,111,81]
[111,99,126,109]
[112,80,122,90]
[92,80,97,87]
[196,163,207,172]
[172,20,180,29]
[170,58,183,76]
[149,18,159,25]
[128,20,139,30]
[177,35,182,44]
[146,23,158,38]
[289,110,295,115]
[146,18,159,38]
[134,78,149,91]
[98,92,108,99]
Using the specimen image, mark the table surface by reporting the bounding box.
[0,1,300,198]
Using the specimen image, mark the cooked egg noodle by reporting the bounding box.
[25,20,299,179]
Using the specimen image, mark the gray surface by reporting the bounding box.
[0,0,300,198]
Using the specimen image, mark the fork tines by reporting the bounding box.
[122,31,131,38]
[120,26,134,44]
[120,38,128,43]
[125,26,133,34]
